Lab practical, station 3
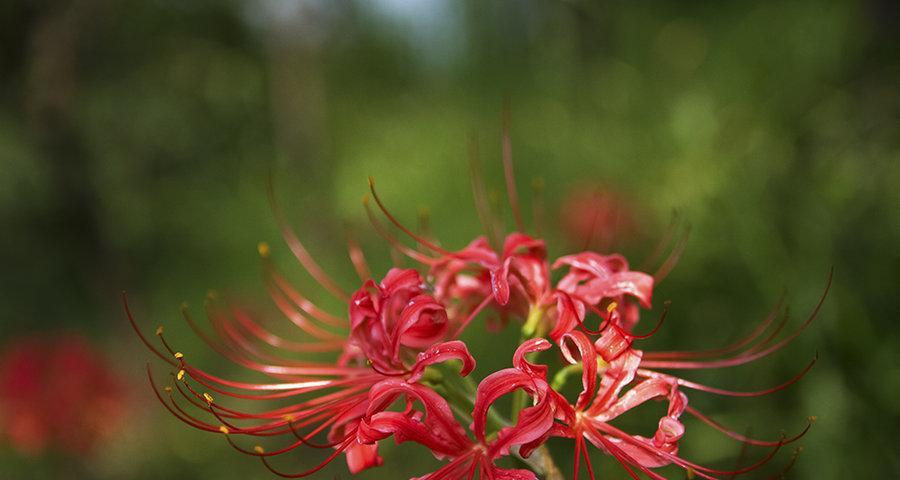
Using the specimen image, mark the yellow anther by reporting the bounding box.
[174,352,184,359]
[155,326,164,336]
[254,445,265,454]
[257,242,270,258]
[808,415,818,423]
[282,414,295,422]
[219,426,230,435]
[163,386,173,393]
[607,302,618,313]
[177,369,186,381]
[203,392,214,404]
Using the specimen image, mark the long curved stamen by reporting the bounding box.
[267,175,350,302]
[147,368,217,431]
[452,294,494,339]
[686,405,813,446]
[597,420,787,478]
[260,435,355,478]
[231,307,344,353]
[124,293,177,367]
[368,177,453,256]
[264,282,346,341]
[180,304,360,379]
[344,226,372,281]
[501,100,524,233]
[285,416,345,448]
[165,371,367,459]
[206,304,339,365]
[363,195,439,265]
[653,223,691,282]
[568,294,612,335]
[219,411,345,457]
[629,300,670,340]
[581,189,605,252]
[641,270,831,370]
[585,423,662,480]
[469,135,502,248]
[643,293,785,360]
[531,177,545,237]
[264,261,347,328]
[637,354,817,397]
[639,211,681,271]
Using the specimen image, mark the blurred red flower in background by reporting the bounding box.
[560,186,643,252]
[0,334,126,456]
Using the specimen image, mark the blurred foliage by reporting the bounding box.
[0,0,898,478]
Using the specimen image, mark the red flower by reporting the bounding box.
[356,339,568,480]
[128,261,473,477]
[130,124,826,479]
[553,252,653,333]
[559,187,642,252]
[0,335,126,456]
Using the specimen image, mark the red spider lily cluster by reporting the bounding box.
[0,335,126,457]
[128,132,827,479]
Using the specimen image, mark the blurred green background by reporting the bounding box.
[0,0,898,478]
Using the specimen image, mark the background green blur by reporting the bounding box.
[1,0,898,478]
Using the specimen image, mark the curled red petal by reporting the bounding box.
[407,340,476,383]
[512,337,552,379]
[559,331,597,411]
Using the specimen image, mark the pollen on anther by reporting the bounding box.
[808,415,818,423]
[219,426,230,435]
[155,326,164,336]
[174,352,184,359]
[257,242,271,258]
[607,302,618,313]
[177,369,186,381]
[254,445,265,454]
[203,392,214,404]
[163,386,173,393]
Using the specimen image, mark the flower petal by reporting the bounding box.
[407,340,476,383]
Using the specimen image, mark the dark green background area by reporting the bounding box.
[0,0,897,478]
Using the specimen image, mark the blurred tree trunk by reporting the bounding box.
[25,0,114,324]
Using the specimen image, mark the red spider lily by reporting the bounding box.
[127,262,473,476]
[130,114,825,479]
[553,252,653,333]
[346,268,449,375]
[367,175,664,344]
[356,339,568,480]
[549,292,825,480]
[0,334,126,456]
